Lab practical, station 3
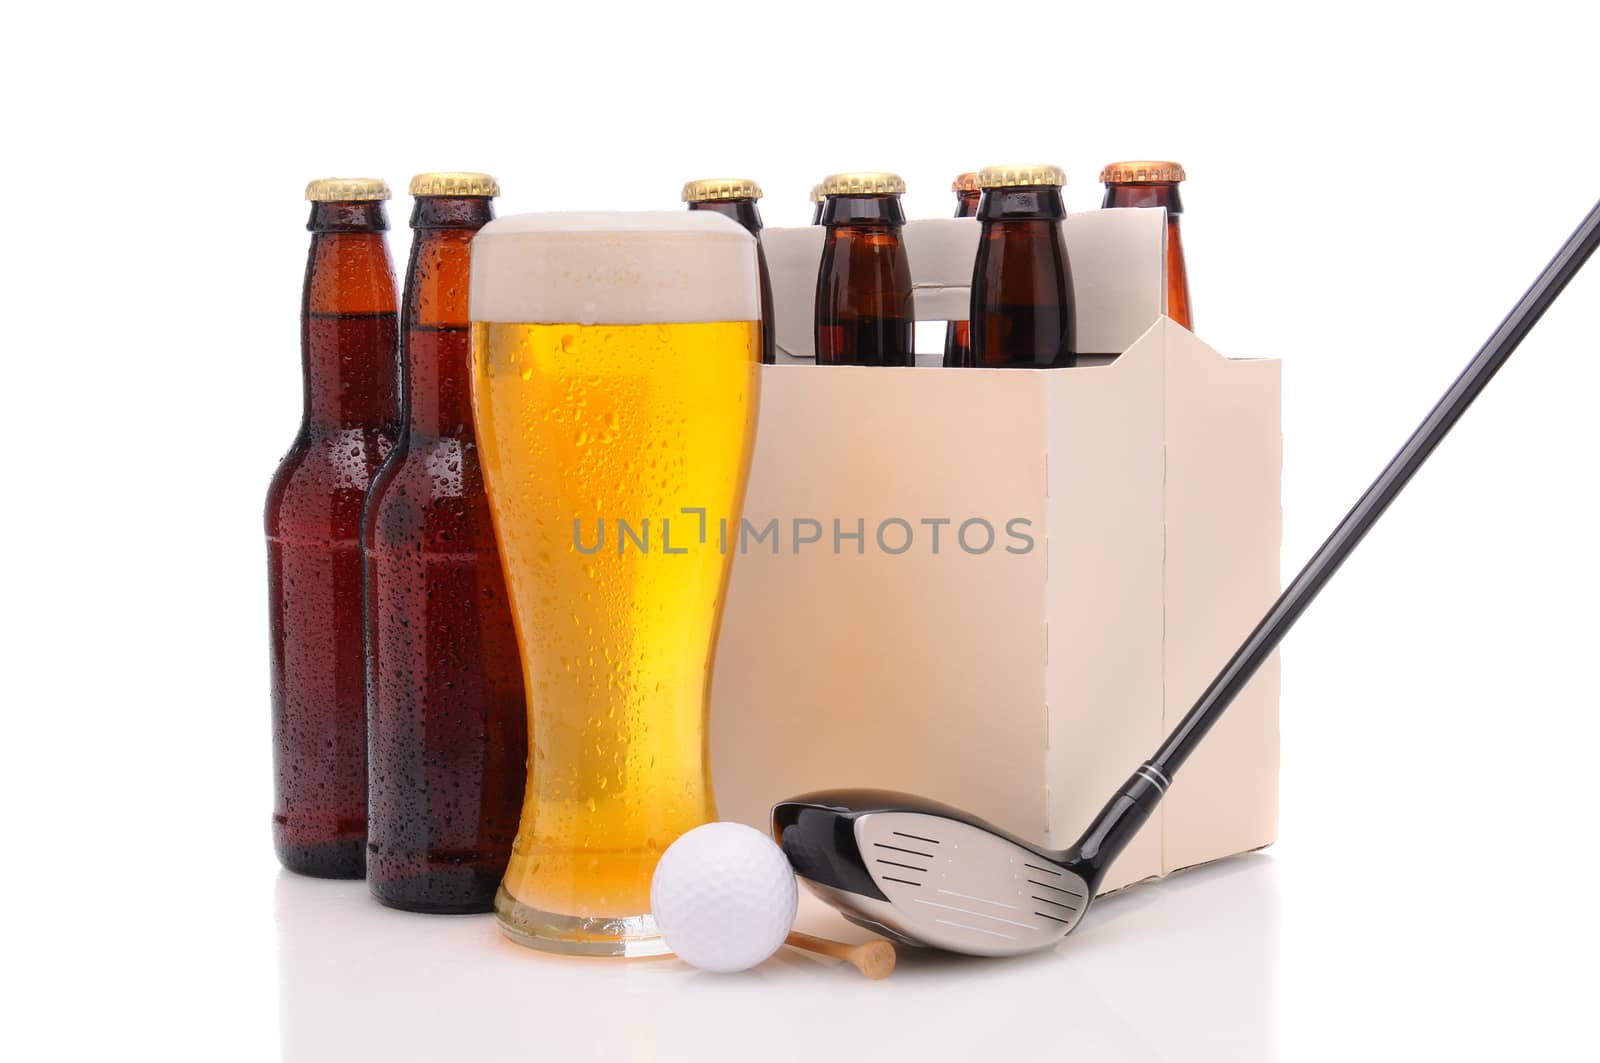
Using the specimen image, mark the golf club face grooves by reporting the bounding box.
[772,791,1094,957]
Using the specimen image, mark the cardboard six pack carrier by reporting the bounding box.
[708,208,1282,893]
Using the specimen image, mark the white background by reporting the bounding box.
[5,1,1599,1060]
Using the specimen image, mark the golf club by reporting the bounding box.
[773,198,1600,958]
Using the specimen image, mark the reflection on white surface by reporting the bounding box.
[274,853,1278,1063]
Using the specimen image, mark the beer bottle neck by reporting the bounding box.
[307,200,390,235]
[301,202,399,434]
[977,186,1067,223]
[1102,183,1191,327]
[1166,214,1193,329]
[954,190,980,218]
[822,194,906,228]
[1101,182,1185,216]
[411,194,495,232]
[689,198,764,236]
[402,196,495,438]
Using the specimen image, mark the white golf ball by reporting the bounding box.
[651,821,798,973]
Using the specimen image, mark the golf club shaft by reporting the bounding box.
[1070,198,1600,881]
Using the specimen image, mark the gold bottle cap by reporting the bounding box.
[1100,160,1186,184]
[977,164,1066,190]
[819,171,907,197]
[809,183,826,203]
[304,177,391,202]
[681,177,764,203]
[409,172,500,197]
[952,172,981,193]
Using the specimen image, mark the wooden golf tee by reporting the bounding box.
[785,930,896,979]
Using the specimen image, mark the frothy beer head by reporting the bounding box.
[470,211,759,326]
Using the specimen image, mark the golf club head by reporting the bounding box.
[772,789,1093,957]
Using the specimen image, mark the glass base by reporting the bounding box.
[493,885,670,957]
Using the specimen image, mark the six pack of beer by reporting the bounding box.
[265,165,1279,960]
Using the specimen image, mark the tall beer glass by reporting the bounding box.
[470,212,761,956]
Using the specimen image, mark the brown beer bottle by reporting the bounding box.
[815,171,914,367]
[683,178,777,364]
[970,164,1074,368]
[363,173,528,913]
[265,178,401,878]
[1100,160,1192,331]
[809,184,825,225]
[942,172,981,367]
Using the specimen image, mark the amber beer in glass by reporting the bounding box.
[814,171,914,366]
[683,177,776,364]
[942,171,981,368]
[970,164,1075,368]
[1101,160,1192,331]
[363,173,527,913]
[265,178,400,877]
[470,212,761,956]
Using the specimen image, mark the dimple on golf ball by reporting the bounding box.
[651,821,798,973]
